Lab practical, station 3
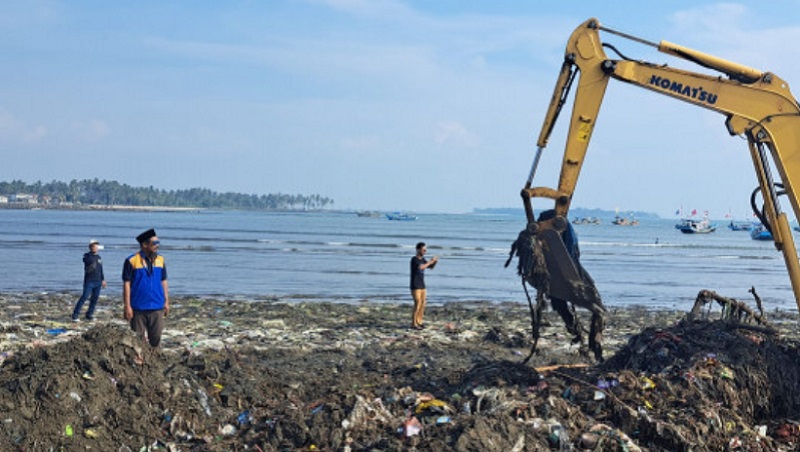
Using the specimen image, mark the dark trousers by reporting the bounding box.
[130,309,165,347]
[72,280,102,320]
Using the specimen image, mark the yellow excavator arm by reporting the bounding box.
[523,18,800,309]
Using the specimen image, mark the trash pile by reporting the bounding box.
[0,292,798,450]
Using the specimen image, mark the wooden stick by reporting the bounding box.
[534,363,591,373]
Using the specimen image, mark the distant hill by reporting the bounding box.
[473,207,660,219]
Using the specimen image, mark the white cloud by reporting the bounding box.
[6,1,799,216]
[669,3,748,34]
[0,108,47,143]
[434,121,479,147]
[666,3,800,83]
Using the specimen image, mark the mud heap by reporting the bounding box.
[0,296,798,451]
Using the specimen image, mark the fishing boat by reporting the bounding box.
[612,215,638,226]
[727,220,753,231]
[572,216,601,225]
[675,215,717,234]
[356,210,382,218]
[750,223,773,241]
[386,212,418,221]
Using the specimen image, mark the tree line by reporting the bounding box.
[0,179,334,210]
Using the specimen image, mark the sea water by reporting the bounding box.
[0,209,795,312]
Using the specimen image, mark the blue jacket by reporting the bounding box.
[122,251,168,310]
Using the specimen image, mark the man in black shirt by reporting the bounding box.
[410,242,438,330]
[71,239,106,322]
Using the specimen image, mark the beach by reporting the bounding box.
[1,291,799,451]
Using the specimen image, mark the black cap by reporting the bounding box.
[136,228,157,244]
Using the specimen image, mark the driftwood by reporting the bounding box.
[534,363,590,373]
[688,287,773,331]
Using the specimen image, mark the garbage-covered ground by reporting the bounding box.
[1,291,800,451]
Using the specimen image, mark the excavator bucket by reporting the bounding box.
[506,216,606,361]
[509,224,603,310]
[537,229,603,307]
[538,229,588,301]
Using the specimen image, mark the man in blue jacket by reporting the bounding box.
[122,228,170,347]
[71,239,106,322]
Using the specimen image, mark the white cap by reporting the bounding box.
[89,239,100,246]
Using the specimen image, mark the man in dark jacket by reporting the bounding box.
[71,239,106,322]
[410,242,438,330]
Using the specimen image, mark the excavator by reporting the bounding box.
[508,18,800,362]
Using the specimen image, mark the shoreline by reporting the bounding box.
[0,204,336,213]
[0,291,683,355]
[8,288,800,315]
[3,290,800,352]
[0,204,204,212]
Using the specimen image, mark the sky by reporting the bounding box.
[3,1,800,217]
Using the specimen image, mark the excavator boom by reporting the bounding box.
[521,18,800,311]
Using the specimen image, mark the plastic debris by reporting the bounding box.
[197,387,212,417]
[548,422,568,449]
[192,339,226,350]
[415,399,450,415]
[587,424,642,452]
[64,424,73,437]
[0,291,797,451]
[0,352,13,365]
[238,410,252,425]
[342,395,393,431]
[528,380,548,393]
[581,431,599,449]
[719,367,735,380]
[402,416,422,437]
